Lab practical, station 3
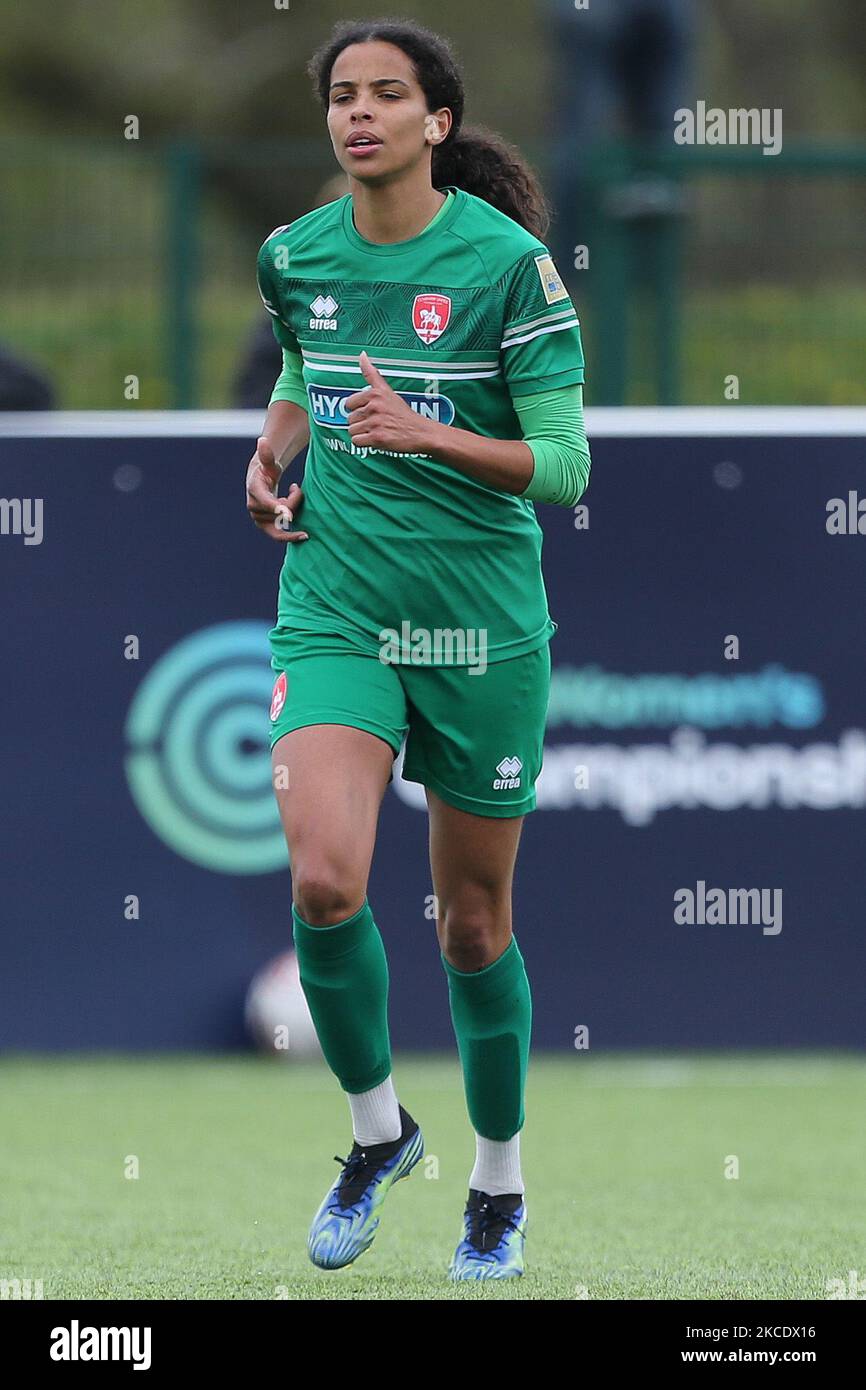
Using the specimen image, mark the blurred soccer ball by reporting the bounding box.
[244,950,322,1060]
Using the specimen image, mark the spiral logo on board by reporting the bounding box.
[124,622,287,874]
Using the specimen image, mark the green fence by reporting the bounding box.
[2,136,864,408]
[581,139,866,405]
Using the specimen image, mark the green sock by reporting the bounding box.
[441,935,532,1141]
[292,898,392,1093]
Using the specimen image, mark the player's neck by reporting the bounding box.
[350,175,447,245]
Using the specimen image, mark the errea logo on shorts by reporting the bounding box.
[309,294,339,329]
[493,756,522,790]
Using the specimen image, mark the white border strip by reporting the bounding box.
[0,407,865,439]
[587,407,866,437]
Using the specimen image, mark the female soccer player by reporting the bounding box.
[245,18,590,1282]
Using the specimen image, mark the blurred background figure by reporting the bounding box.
[545,0,696,268]
[232,173,349,409]
[0,343,56,410]
[544,0,697,403]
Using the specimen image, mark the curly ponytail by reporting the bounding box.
[431,124,550,239]
[307,18,551,238]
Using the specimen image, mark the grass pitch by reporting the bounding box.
[1,1052,863,1300]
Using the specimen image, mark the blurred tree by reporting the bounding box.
[708,0,865,133]
[0,0,548,231]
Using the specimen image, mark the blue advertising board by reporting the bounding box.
[1,411,864,1050]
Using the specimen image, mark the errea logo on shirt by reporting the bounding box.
[309,294,339,329]
[493,756,523,790]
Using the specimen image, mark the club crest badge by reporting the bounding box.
[269,671,287,722]
[412,293,452,344]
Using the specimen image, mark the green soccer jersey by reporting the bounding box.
[256,185,585,664]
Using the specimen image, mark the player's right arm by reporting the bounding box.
[247,233,311,542]
[245,403,310,543]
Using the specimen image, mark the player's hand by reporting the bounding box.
[345,351,432,453]
[245,436,308,543]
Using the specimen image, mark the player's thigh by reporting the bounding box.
[426,786,524,910]
[268,641,408,910]
[271,724,393,886]
[424,790,525,967]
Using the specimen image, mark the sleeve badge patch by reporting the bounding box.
[534,254,569,305]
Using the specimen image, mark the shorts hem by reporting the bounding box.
[270,712,404,757]
[402,762,537,818]
[270,621,556,665]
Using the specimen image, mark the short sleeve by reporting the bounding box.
[269,347,308,411]
[256,236,302,354]
[500,249,585,397]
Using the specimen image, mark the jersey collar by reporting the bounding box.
[341,186,463,255]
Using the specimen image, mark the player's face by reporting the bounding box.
[327,41,448,182]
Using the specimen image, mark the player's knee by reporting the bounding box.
[439,897,505,971]
[293,866,365,926]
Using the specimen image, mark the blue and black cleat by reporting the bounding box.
[448,1188,527,1281]
[307,1103,424,1270]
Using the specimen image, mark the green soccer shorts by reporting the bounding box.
[267,627,551,818]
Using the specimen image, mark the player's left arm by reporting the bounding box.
[509,383,591,506]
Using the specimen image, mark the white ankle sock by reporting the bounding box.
[348,1075,402,1145]
[469,1132,524,1196]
